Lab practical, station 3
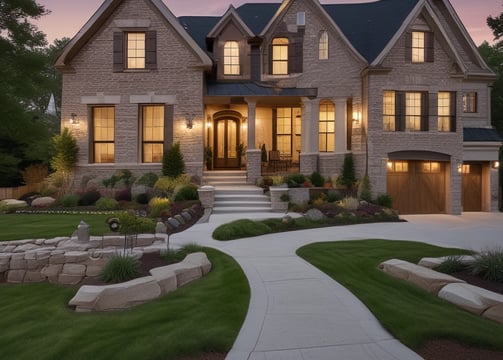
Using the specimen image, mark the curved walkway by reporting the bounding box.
[166,212,503,360]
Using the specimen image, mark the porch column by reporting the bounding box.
[245,99,257,150]
[335,98,347,153]
[300,97,320,174]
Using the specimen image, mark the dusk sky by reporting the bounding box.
[36,0,502,46]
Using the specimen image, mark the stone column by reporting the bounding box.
[246,149,262,185]
[335,98,347,153]
[300,97,320,174]
[245,99,257,150]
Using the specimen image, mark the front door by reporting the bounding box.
[462,163,482,211]
[214,118,239,168]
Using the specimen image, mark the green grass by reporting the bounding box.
[0,248,249,360]
[297,240,503,350]
[0,214,111,241]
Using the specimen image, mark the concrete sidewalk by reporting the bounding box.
[167,212,503,360]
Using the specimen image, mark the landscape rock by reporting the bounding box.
[1,199,27,208]
[65,251,89,263]
[24,270,45,283]
[7,270,26,283]
[62,264,87,276]
[184,252,212,275]
[58,273,83,285]
[155,222,167,234]
[304,208,326,221]
[149,266,177,295]
[438,283,503,315]
[68,285,103,311]
[41,264,63,281]
[418,255,476,269]
[31,196,56,207]
[483,304,503,324]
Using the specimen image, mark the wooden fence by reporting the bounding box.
[0,183,42,200]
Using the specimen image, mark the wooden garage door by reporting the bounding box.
[462,163,482,211]
[387,160,446,214]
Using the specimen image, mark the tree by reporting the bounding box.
[50,128,79,195]
[162,142,185,177]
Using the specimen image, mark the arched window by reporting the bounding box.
[319,31,329,60]
[319,100,335,152]
[224,41,240,75]
[272,38,289,75]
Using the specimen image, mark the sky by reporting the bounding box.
[36,0,502,46]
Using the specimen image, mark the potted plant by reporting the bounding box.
[236,143,246,168]
[204,146,213,170]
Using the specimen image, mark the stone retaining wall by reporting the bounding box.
[0,235,163,285]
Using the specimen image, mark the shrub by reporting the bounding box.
[327,189,342,203]
[162,142,185,177]
[213,219,272,241]
[99,255,141,283]
[50,128,79,195]
[60,194,79,207]
[471,249,503,282]
[135,193,151,205]
[435,256,468,274]
[163,243,205,264]
[376,194,393,208]
[78,190,101,206]
[96,197,119,211]
[286,173,306,188]
[149,197,171,218]
[174,184,199,201]
[114,189,132,202]
[358,175,372,202]
[310,171,325,187]
[338,152,356,188]
[117,212,156,234]
[271,175,285,186]
[341,196,359,211]
[135,172,159,187]
[154,175,191,197]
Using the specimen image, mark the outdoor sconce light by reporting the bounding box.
[206,115,212,128]
[493,161,500,169]
[186,114,194,129]
[457,162,463,173]
[70,113,79,125]
[352,103,362,127]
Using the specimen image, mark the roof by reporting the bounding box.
[464,128,503,142]
[207,81,317,97]
[178,0,419,63]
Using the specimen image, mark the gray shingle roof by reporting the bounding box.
[178,0,420,63]
[464,128,503,142]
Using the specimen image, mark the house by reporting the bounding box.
[55,0,502,214]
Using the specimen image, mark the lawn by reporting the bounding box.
[0,214,112,241]
[297,240,503,351]
[0,248,249,360]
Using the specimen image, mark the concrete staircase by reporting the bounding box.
[203,171,271,214]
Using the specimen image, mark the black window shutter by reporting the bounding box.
[288,39,303,74]
[113,32,124,72]
[272,108,277,150]
[425,32,434,62]
[420,92,429,131]
[146,31,157,69]
[405,32,412,62]
[395,92,405,131]
[269,43,273,75]
[164,105,174,149]
[449,91,456,132]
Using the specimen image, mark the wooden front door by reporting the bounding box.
[214,118,239,168]
[462,163,482,211]
[387,160,446,214]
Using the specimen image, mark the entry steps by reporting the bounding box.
[203,171,271,214]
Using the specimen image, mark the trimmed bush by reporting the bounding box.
[114,189,132,202]
[327,189,342,203]
[471,249,503,282]
[78,190,101,206]
[154,175,191,197]
[117,212,156,234]
[174,184,199,201]
[310,171,325,187]
[135,193,151,205]
[96,197,119,211]
[376,194,393,208]
[149,197,171,218]
[337,152,356,188]
[213,219,272,241]
[286,173,306,188]
[99,255,141,283]
[60,194,79,207]
[136,172,159,187]
[162,142,185,177]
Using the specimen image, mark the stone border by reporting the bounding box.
[69,252,211,312]
[379,258,503,324]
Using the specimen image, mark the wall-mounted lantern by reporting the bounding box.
[70,113,79,125]
[186,114,194,129]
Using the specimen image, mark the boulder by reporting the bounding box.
[1,199,27,208]
[149,266,178,295]
[62,264,87,276]
[155,222,167,234]
[31,196,56,208]
[170,261,203,287]
[94,276,162,311]
[69,285,103,311]
[7,270,26,283]
[418,255,476,269]
[304,208,326,221]
[41,264,63,282]
[58,273,83,285]
[174,214,186,225]
[65,251,89,263]
[379,259,464,294]
[483,304,503,324]
[24,271,45,283]
[438,283,503,315]
[184,252,212,275]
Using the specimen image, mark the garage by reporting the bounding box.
[461,163,482,211]
[387,154,449,214]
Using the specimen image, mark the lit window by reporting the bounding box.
[406,92,422,131]
[319,31,329,60]
[388,161,409,173]
[93,107,115,163]
[272,38,289,75]
[276,108,293,156]
[411,31,425,63]
[127,33,146,69]
[319,100,335,152]
[224,41,240,75]
[383,91,395,131]
[142,105,164,163]
[422,162,440,173]
[462,92,477,113]
[438,92,455,132]
[408,31,433,63]
[461,164,470,174]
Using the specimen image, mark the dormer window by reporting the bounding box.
[319,31,329,60]
[272,38,289,75]
[113,31,157,72]
[406,31,434,63]
[224,41,240,75]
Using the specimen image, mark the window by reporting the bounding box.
[272,38,289,75]
[422,161,440,173]
[319,100,335,152]
[92,107,115,163]
[276,108,293,156]
[319,31,329,60]
[224,41,240,75]
[387,160,408,173]
[297,12,306,26]
[407,31,434,63]
[383,91,428,132]
[127,33,145,69]
[438,92,456,132]
[142,105,164,163]
[113,31,156,71]
[462,92,477,113]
